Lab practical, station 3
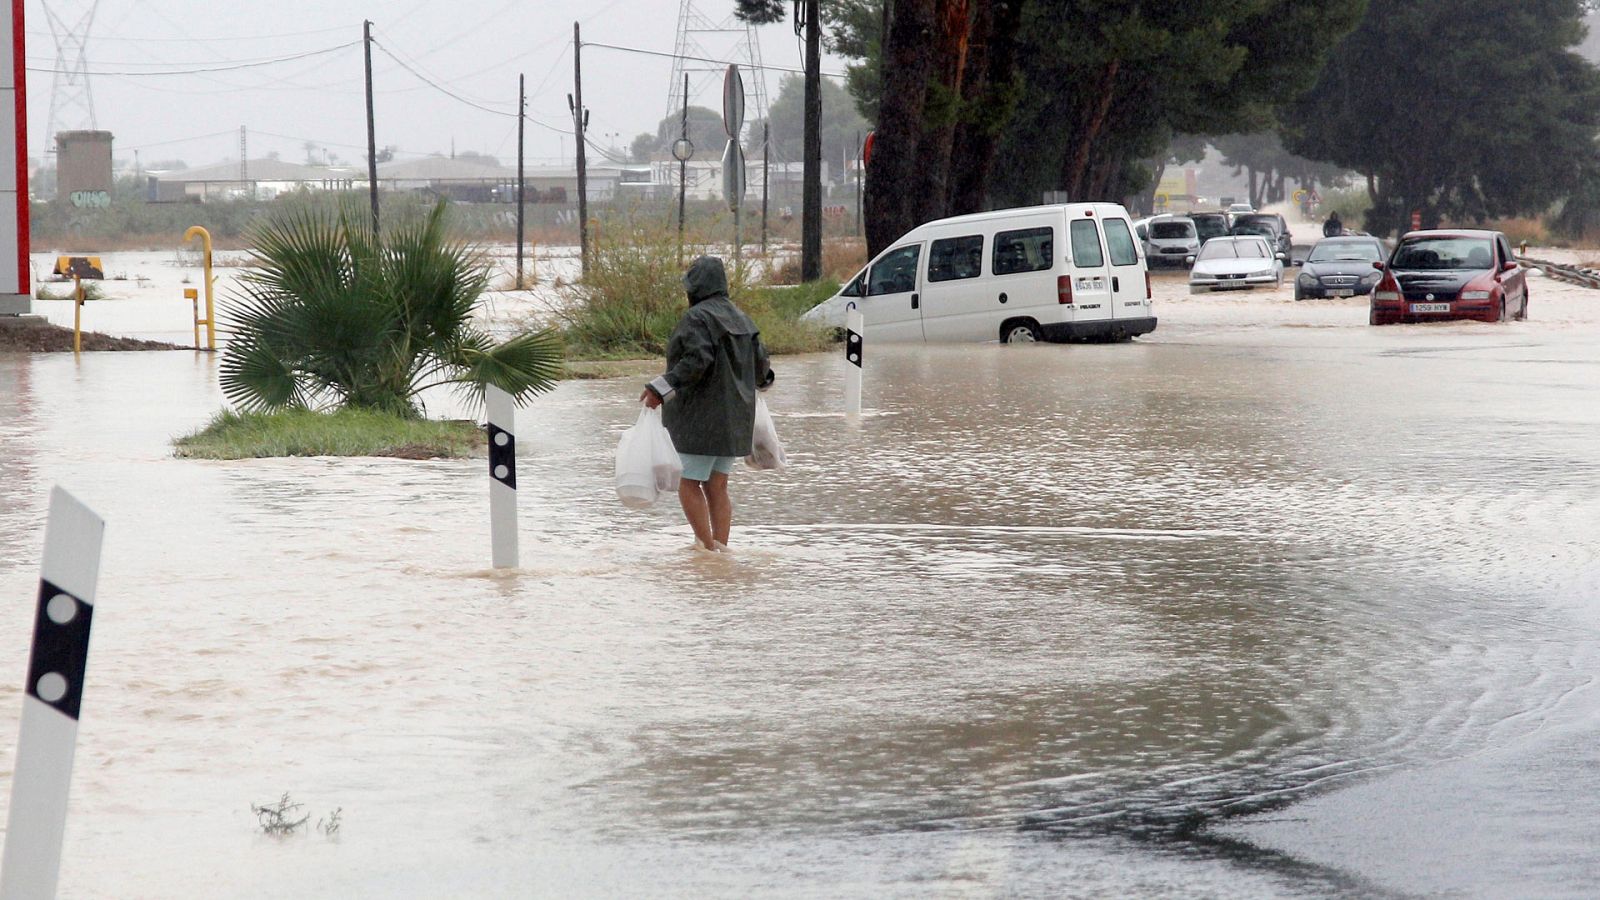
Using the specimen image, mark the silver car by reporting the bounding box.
[1144,216,1200,268]
[1188,235,1283,293]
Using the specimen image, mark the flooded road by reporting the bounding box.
[2,274,1599,897]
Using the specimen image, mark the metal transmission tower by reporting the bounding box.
[666,1,769,143]
[42,0,102,153]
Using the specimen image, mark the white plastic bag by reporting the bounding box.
[745,397,788,471]
[616,406,682,508]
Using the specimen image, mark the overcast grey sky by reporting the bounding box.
[24,0,849,168]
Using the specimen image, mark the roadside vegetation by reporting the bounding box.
[552,215,853,361]
[175,408,484,460]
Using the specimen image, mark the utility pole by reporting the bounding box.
[239,125,248,196]
[363,19,379,236]
[676,72,689,267]
[571,22,589,277]
[855,130,862,235]
[801,0,822,282]
[761,122,770,254]
[517,73,526,289]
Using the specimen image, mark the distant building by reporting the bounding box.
[146,158,359,202]
[56,130,114,207]
[145,154,628,206]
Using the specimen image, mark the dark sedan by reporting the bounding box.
[1230,218,1292,263]
[1232,213,1293,261]
[1294,236,1386,300]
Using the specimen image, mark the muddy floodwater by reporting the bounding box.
[2,268,1599,897]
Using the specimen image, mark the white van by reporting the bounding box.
[802,203,1157,343]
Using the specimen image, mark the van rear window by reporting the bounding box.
[1070,220,1105,268]
[993,227,1054,275]
[1103,219,1139,266]
[928,235,984,282]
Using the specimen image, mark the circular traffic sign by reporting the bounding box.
[671,138,694,161]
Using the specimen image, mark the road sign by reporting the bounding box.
[723,64,745,139]
[1293,189,1307,202]
[722,140,746,211]
[671,138,693,161]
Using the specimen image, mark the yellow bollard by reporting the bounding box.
[185,288,200,349]
[72,275,83,354]
[183,225,217,351]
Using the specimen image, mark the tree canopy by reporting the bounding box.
[1284,0,1600,235]
[846,0,1367,253]
[760,73,870,173]
[630,105,726,164]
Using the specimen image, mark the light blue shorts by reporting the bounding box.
[678,453,737,482]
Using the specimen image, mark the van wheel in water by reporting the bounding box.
[1000,320,1042,343]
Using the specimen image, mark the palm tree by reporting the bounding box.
[220,199,561,418]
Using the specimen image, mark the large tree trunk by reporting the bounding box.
[915,0,973,220]
[866,0,939,256]
[944,0,1022,215]
[1061,59,1121,199]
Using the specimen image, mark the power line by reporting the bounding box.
[370,41,516,118]
[583,40,847,79]
[24,24,353,44]
[25,41,359,77]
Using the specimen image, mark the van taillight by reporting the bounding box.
[1145,271,1152,299]
[1057,275,1073,305]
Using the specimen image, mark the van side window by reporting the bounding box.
[928,235,984,282]
[868,245,921,295]
[1103,219,1139,266]
[1070,219,1106,268]
[992,227,1053,276]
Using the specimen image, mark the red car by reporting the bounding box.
[1369,229,1529,325]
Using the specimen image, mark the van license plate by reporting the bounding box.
[1410,302,1450,313]
[1332,289,1354,297]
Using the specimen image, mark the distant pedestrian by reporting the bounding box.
[1323,210,1344,238]
[641,256,775,552]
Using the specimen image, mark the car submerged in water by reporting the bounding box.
[1370,229,1529,325]
[1294,235,1386,300]
[1188,235,1283,293]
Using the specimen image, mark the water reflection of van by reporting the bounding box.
[801,203,1157,343]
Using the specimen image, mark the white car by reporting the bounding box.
[1188,235,1283,293]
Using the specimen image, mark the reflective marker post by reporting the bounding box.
[486,385,519,569]
[1,488,106,900]
[845,302,863,421]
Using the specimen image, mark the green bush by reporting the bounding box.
[222,199,562,418]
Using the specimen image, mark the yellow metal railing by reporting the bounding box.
[72,275,84,354]
[183,225,217,351]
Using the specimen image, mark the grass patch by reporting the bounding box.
[174,408,486,460]
[553,217,838,361]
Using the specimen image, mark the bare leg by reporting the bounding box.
[706,471,732,547]
[677,479,716,549]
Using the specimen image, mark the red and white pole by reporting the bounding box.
[0,0,28,316]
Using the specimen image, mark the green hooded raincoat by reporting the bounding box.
[647,257,775,457]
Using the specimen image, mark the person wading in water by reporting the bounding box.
[642,256,775,552]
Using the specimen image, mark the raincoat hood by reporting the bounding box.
[684,256,730,305]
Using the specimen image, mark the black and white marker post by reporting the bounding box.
[1,488,105,900]
[486,385,519,569]
[844,301,864,421]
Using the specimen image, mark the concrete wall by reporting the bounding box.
[56,130,114,204]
